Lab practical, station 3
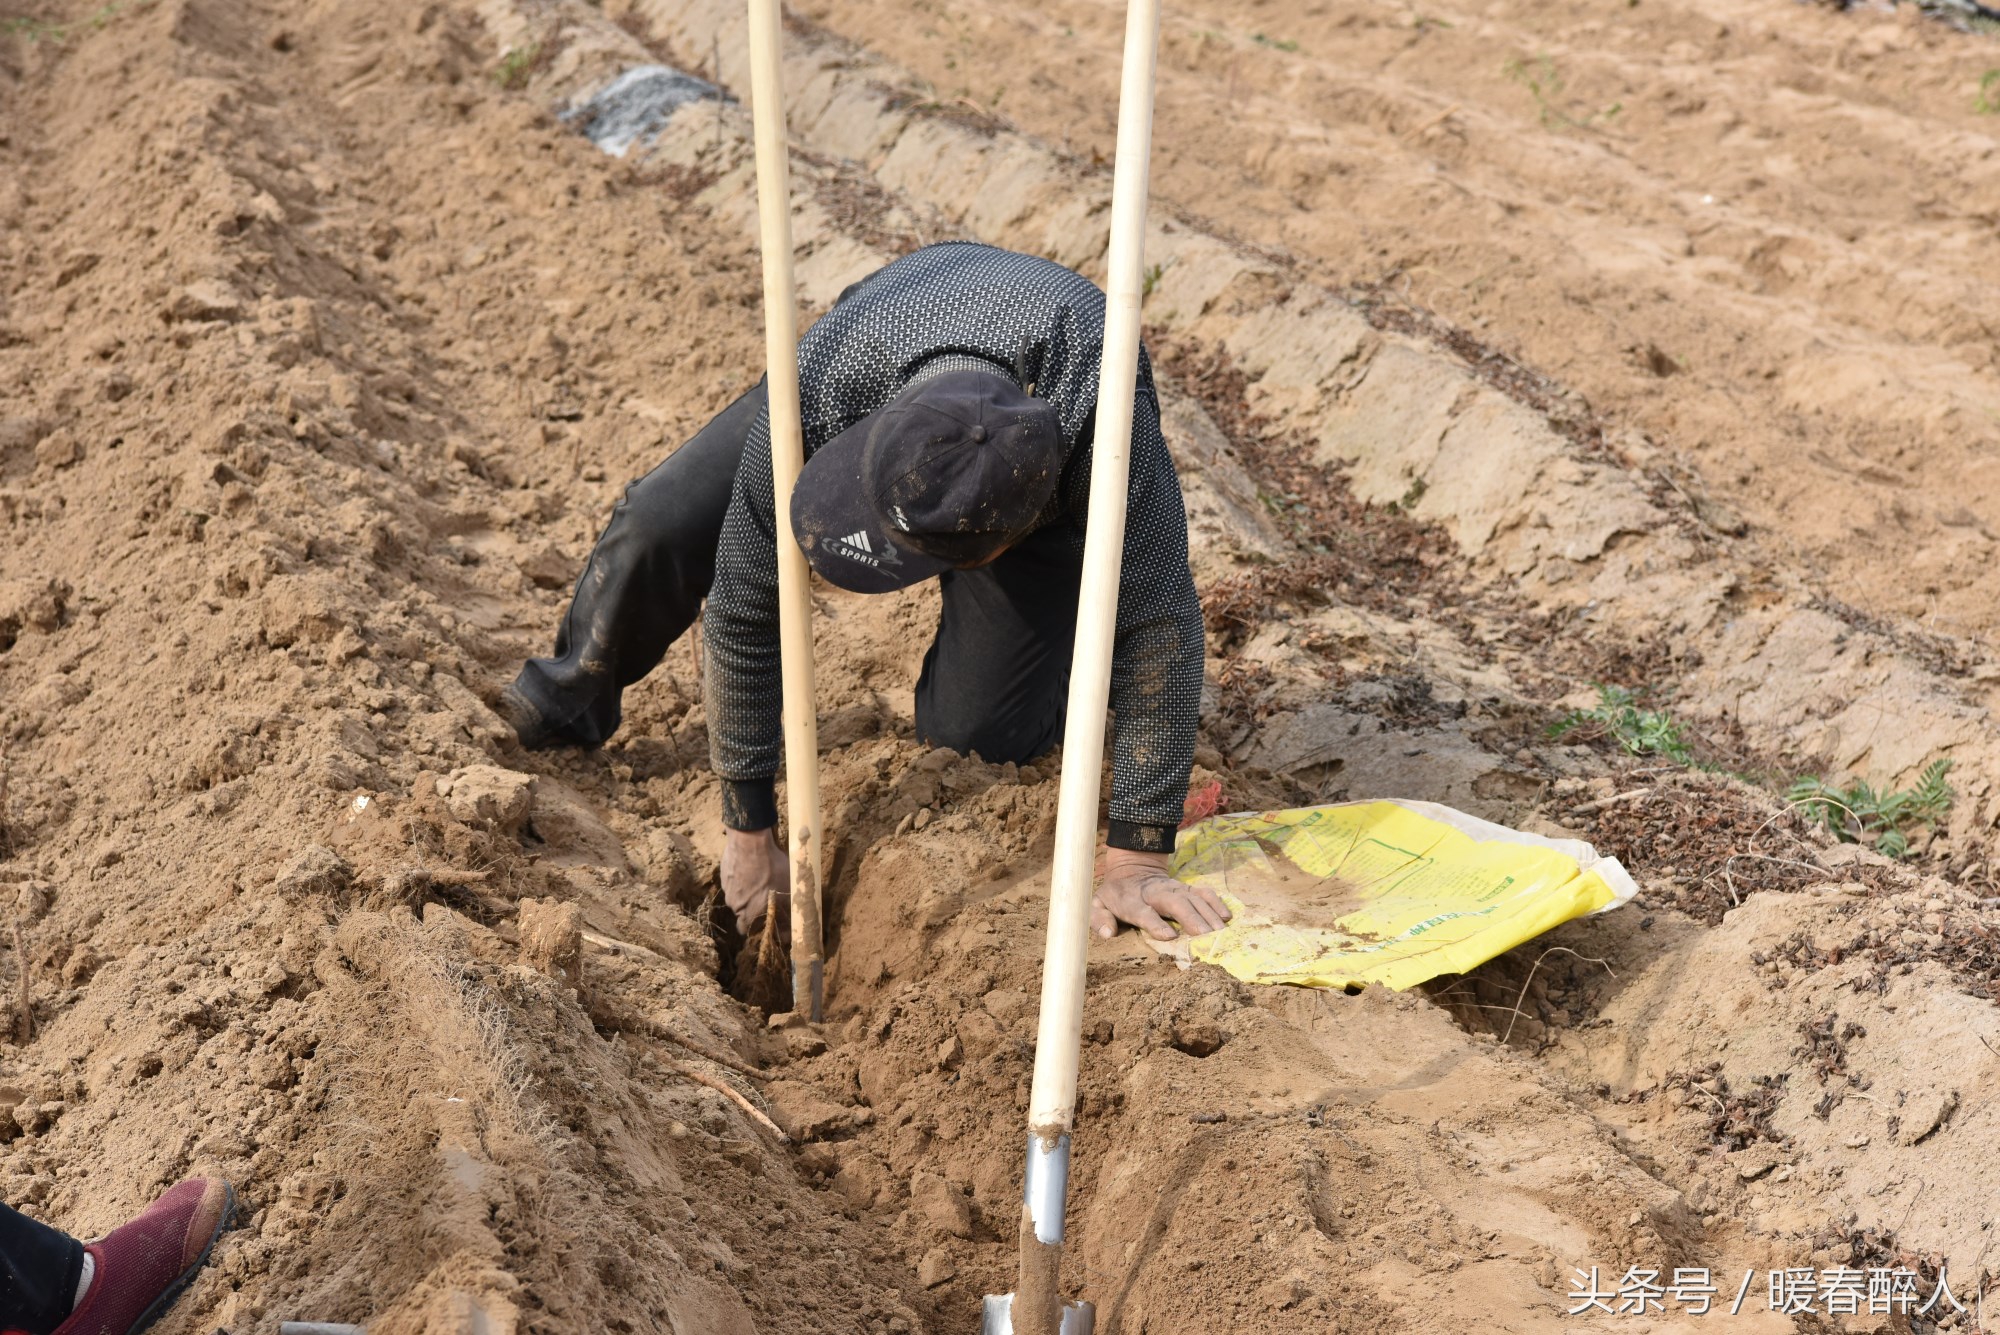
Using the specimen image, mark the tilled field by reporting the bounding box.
[795,0,2000,642]
[2,1,1999,1332]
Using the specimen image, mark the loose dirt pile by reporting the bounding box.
[2,1,1999,1333]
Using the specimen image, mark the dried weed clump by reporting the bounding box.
[1549,776,1839,924]
[330,913,569,1160]
[1150,334,1455,644]
[1664,1063,1790,1151]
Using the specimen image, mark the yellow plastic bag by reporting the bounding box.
[1161,799,1637,991]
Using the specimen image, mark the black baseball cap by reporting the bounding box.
[790,367,1065,594]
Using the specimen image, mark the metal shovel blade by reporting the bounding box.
[985,1135,1093,1332]
[979,1294,1096,1334]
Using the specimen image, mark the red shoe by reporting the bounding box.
[53,1178,233,1335]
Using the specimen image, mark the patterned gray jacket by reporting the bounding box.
[703,241,1202,853]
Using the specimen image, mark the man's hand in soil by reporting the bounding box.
[721,827,789,938]
[1091,848,1231,941]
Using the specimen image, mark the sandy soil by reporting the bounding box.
[2,0,1999,1332]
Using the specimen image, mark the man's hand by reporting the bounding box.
[720,827,789,938]
[1091,848,1231,941]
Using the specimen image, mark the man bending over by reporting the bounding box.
[501,242,1229,943]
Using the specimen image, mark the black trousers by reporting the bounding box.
[510,381,1080,767]
[0,1202,83,1335]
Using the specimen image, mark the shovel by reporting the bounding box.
[984,1,1163,1331]
[744,0,825,1020]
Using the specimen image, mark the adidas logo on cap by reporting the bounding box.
[832,528,880,567]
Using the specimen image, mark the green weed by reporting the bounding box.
[4,1,143,43]
[2,16,62,40]
[1252,32,1301,53]
[1504,52,1621,130]
[1141,262,1167,299]
[1786,760,1953,861]
[1977,70,2000,115]
[1549,685,1692,763]
[494,42,541,90]
[1504,53,1563,124]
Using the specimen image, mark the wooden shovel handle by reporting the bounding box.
[1026,0,1163,1145]
[744,0,824,1020]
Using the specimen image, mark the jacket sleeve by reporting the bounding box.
[702,407,785,831]
[1103,370,1204,853]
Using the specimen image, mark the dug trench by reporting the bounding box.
[1,1,1998,1333]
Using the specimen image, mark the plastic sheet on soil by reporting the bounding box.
[1158,800,1638,989]
[565,64,723,156]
